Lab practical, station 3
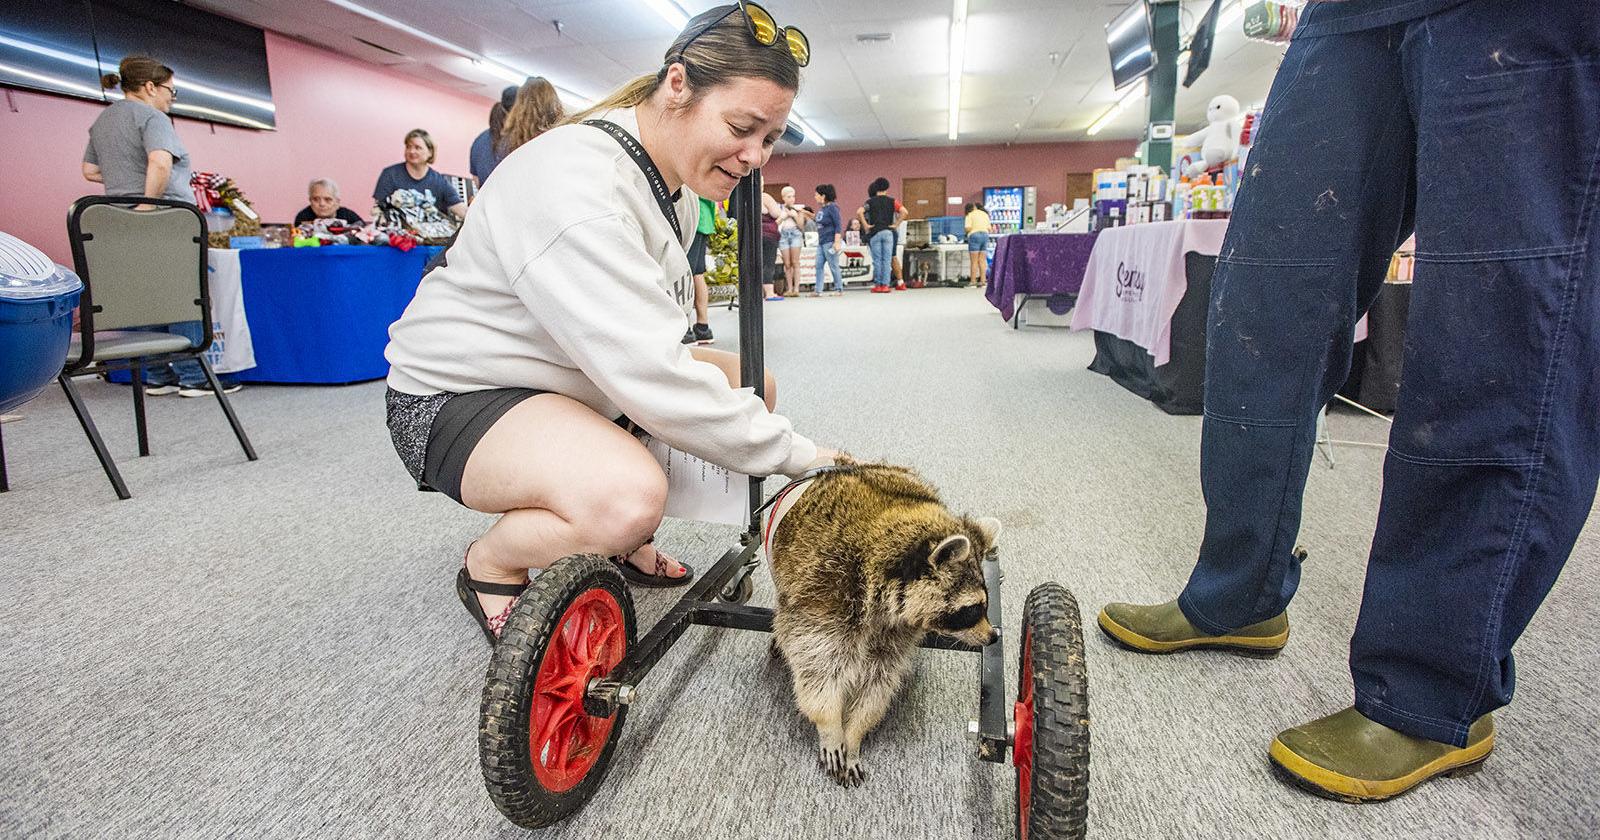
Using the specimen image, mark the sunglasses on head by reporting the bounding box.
[675,1,810,68]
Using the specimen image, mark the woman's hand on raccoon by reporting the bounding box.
[803,448,851,471]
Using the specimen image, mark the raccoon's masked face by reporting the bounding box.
[895,517,1002,647]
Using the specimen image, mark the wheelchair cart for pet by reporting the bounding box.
[476,153,1091,839]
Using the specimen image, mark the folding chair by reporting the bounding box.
[63,195,258,499]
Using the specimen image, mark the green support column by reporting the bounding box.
[1144,0,1182,170]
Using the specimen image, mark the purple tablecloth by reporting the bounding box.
[985,231,1099,321]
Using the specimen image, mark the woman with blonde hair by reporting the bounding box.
[384,3,834,643]
[497,77,565,159]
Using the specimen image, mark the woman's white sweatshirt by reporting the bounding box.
[384,108,817,478]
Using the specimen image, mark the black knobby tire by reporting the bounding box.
[1016,583,1090,840]
[479,554,637,829]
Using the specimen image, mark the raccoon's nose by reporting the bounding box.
[985,627,999,646]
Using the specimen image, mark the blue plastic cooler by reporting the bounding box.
[0,232,83,413]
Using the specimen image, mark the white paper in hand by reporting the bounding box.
[636,433,751,526]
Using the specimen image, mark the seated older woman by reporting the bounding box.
[294,178,364,226]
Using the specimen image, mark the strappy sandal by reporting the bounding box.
[611,536,695,588]
[455,544,529,645]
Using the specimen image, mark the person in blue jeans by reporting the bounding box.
[140,320,240,396]
[812,184,844,295]
[1098,0,1600,802]
[859,177,901,292]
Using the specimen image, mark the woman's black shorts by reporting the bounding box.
[386,387,634,506]
[688,231,709,275]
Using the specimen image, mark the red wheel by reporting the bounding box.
[529,588,627,793]
[480,555,636,829]
[1016,626,1037,839]
[1014,583,1089,840]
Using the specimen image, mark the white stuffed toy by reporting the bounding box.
[1181,94,1243,178]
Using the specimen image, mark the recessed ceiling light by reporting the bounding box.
[855,33,894,43]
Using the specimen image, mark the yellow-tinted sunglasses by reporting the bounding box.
[677,1,810,68]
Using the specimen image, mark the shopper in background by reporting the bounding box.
[384,3,832,642]
[776,185,809,294]
[82,54,239,398]
[372,129,467,226]
[682,196,718,345]
[469,85,518,186]
[964,201,991,287]
[843,217,863,246]
[811,183,844,296]
[858,177,901,293]
[294,178,364,226]
[760,191,784,299]
[497,77,566,161]
[1098,0,1600,803]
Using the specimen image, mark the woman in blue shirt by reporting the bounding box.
[811,183,844,295]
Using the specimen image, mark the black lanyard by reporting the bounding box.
[584,119,683,242]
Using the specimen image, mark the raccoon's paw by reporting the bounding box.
[818,745,866,787]
[840,757,866,787]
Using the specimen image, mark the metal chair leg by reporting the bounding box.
[59,373,131,500]
[131,360,150,456]
[197,356,257,461]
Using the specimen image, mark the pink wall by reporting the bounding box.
[0,31,490,265]
[763,140,1134,220]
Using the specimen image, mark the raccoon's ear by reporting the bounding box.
[973,516,1002,545]
[930,534,972,567]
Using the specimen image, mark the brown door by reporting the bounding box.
[1064,173,1094,204]
[901,177,947,220]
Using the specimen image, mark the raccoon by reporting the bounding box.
[766,455,1000,787]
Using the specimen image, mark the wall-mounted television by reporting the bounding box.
[0,0,276,130]
[1105,0,1155,91]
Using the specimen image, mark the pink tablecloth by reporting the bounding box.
[1070,220,1229,366]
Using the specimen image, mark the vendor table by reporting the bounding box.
[1071,219,1395,415]
[985,231,1098,327]
[235,245,443,384]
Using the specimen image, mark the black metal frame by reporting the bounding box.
[55,195,258,500]
[580,169,1013,764]
[1012,292,1078,330]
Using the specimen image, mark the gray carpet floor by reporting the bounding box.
[2,288,1595,839]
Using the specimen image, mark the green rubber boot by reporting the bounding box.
[1270,707,1495,802]
[1096,599,1288,656]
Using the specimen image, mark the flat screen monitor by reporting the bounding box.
[1106,1,1155,91]
[0,0,275,130]
[0,0,102,100]
[92,0,276,129]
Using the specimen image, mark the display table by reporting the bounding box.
[985,231,1098,327]
[1070,220,1229,366]
[235,245,443,384]
[1072,219,1390,415]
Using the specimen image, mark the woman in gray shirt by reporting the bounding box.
[82,55,236,396]
[83,55,192,203]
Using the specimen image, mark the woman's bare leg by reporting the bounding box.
[459,394,671,616]
[461,352,777,616]
[782,248,799,295]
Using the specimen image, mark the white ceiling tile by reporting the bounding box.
[184,0,1289,148]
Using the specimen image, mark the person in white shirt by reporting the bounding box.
[384,3,831,642]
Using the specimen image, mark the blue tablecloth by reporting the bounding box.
[236,245,442,384]
[985,231,1098,321]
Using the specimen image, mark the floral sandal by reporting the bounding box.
[611,536,695,588]
[455,543,529,645]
